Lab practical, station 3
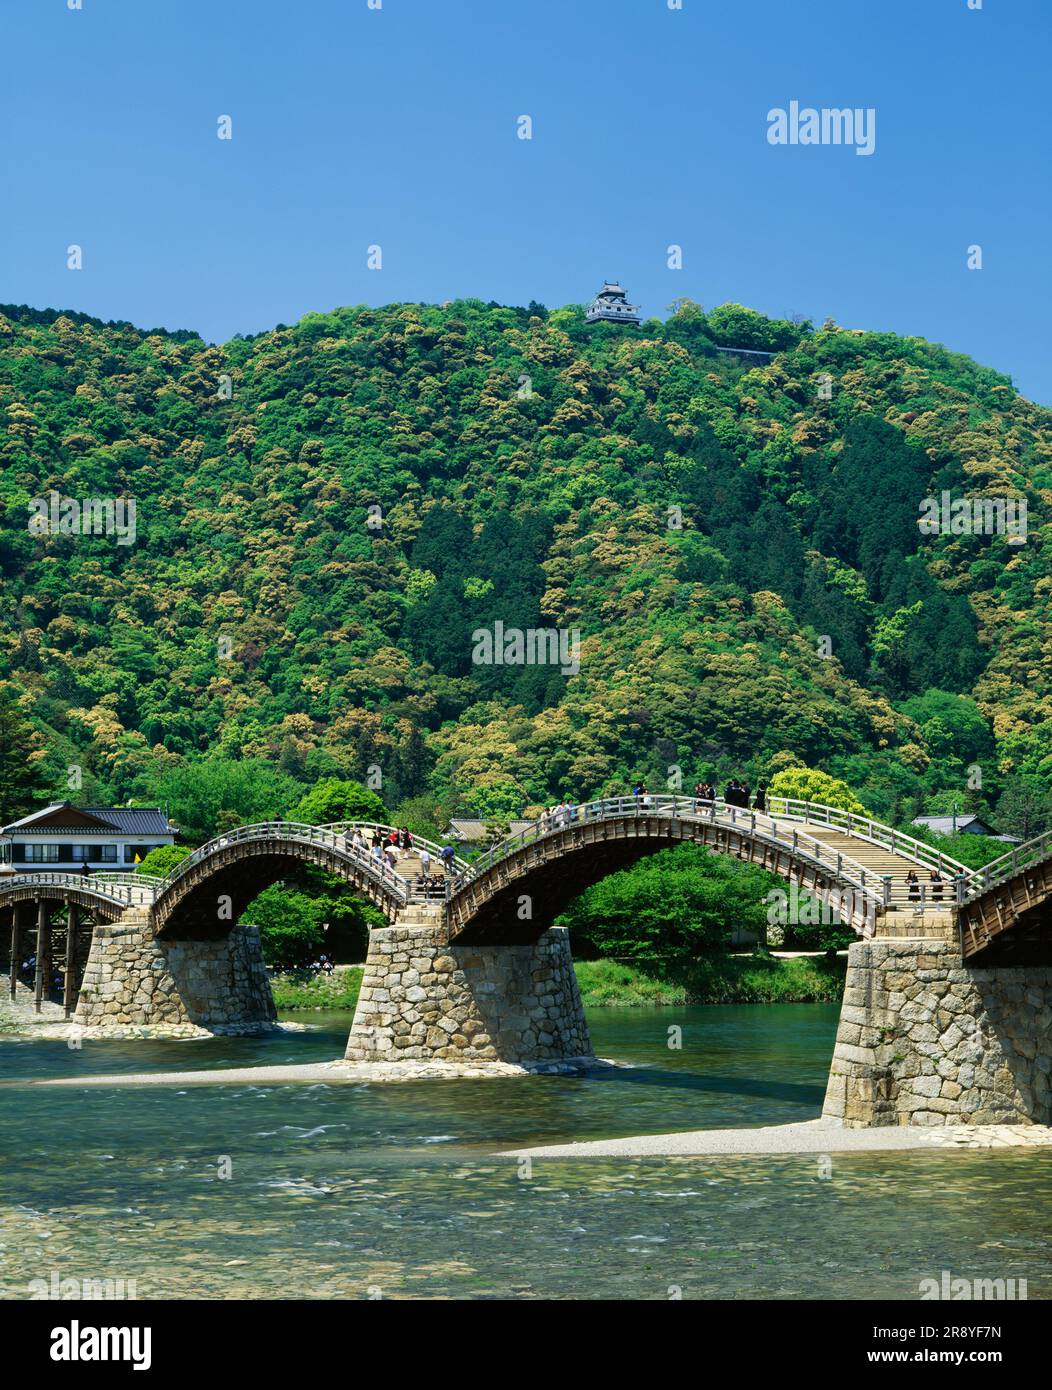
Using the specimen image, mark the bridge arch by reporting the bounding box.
[151,823,412,938]
[445,799,890,943]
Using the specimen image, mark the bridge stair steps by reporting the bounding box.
[771,822,956,913]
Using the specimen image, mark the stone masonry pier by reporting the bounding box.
[824,937,1052,1127]
[344,908,593,1064]
[74,908,276,1032]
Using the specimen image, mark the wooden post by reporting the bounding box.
[8,902,20,1001]
[64,902,77,1018]
[34,898,48,1014]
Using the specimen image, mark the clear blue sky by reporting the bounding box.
[3,0,1050,402]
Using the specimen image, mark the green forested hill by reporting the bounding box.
[1,297,1049,835]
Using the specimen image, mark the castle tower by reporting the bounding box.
[585,282,641,325]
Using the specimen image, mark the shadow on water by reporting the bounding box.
[588,1062,827,1107]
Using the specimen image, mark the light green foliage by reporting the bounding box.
[133,758,302,846]
[247,876,379,969]
[135,843,192,876]
[270,967,363,1012]
[404,569,437,605]
[573,954,845,1005]
[767,766,868,814]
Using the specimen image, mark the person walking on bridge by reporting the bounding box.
[419,846,432,877]
[907,870,921,911]
[754,783,767,814]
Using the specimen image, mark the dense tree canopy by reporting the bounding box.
[558,845,773,963]
[0,296,1047,846]
[0,686,49,820]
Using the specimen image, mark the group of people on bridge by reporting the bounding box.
[271,796,956,915]
[692,780,767,812]
[906,868,947,905]
[538,780,772,829]
[344,825,458,898]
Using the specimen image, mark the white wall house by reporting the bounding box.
[0,804,177,873]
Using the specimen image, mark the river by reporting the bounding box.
[2,1005,1049,1299]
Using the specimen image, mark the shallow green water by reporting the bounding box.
[2,1006,1050,1300]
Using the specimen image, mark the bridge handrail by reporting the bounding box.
[456,795,891,922]
[765,796,980,889]
[153,820,410,904]
[94,871,166,889]
[961,828,1052,901]
[0,871,151,905]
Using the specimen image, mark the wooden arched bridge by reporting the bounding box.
[4,796,1052,1127]
[3,796,1051,1020]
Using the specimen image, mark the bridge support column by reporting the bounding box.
[344,910,593,1065]
[63,902,78,1018]
[823,939,1052,1127]
[9,900,26,1000]
[74,909,276,1032]
[33,898,49,1013]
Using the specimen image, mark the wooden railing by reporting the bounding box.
[152,821,412,905]
[962,828,1052,898]
[0,871,156,907]
[767,797,974,878]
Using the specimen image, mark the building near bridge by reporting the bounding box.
[910,812,1020,844]
[443,819,536,844]
[0,803,177,874]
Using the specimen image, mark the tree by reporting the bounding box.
[995,776,1051,842]
[558,844,772,966]
[289,778,386,825]
[704,302,801,352]
[246,877,379,968]
[248,885,327,970]
[898,690,993,775]
[388,792,459,839]
[767,766,868,814]
[133,758,302,845]
[0,687,50,820]
[136,843,193,876]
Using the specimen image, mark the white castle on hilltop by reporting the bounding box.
[585,281,641,325]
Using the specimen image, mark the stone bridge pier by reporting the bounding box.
[73,907,276,1032]
[824,935,1052,1127]
[344,907,593,1064]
